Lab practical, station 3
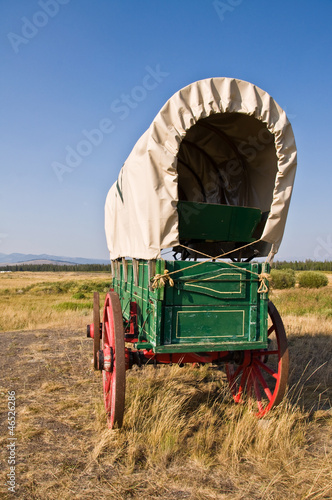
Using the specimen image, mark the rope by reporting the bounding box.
[151,239,270,294]
[151,269,174,289]
[179,240,262,262]
[257,272,270,294]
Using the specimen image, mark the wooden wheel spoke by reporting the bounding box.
[255,357,278,380]
[104,318,111,339]
[252,364,273,401]
[268,324,275,336]
[252,372,264,412]
[237,367,249,396]
[108,306,115,336]
[103,374,111,400]
[229,364,242,384]
[246,369,253,396]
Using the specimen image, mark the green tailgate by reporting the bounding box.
[112,260,269,354]
[160,261,268,352]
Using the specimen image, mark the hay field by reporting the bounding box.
[0,272,331,499]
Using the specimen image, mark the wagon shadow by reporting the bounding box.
[126,329,332,420]
[287,333,332,412]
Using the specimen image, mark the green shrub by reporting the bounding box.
[76,281,111,294]
[53,301,93,311]
[72,292,86,299]
[270,269,296,289]
[298,271,328,289]
[94,281,111,293]
[32,281,77,294]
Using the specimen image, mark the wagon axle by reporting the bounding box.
[87,333,234,372]
[87,316,236,370]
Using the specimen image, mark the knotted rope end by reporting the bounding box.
[258,272,271,294]
[151,269,174,289]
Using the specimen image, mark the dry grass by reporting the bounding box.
[270,286,332,318]
[0,272,331,499]
[0,271,111,331]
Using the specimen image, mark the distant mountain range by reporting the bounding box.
[0,253,110,266]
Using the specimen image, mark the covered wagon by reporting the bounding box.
[87,77,297,428]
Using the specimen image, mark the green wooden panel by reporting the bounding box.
[175,308,247,341]
[160,303,264,352]
[165,261,257,306]
[172,269,246,302]
[177,201,261,242]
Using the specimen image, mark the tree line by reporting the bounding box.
[272,260,332,271]
[0,263,112,272]
[0,260,331,273]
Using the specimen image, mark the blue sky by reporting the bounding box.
[0,0,331,261]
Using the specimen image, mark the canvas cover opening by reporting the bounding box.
[105,78,297,260]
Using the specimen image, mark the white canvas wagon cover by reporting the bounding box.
[105,77,297,260]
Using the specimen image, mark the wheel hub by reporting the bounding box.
[233,350,252,366]
[97,346,114,372]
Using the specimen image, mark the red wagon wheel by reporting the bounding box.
[102,292,126,429]
[93,292,101,371]
[225,301,289,417]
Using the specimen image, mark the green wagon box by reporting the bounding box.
[113,259,269,353]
